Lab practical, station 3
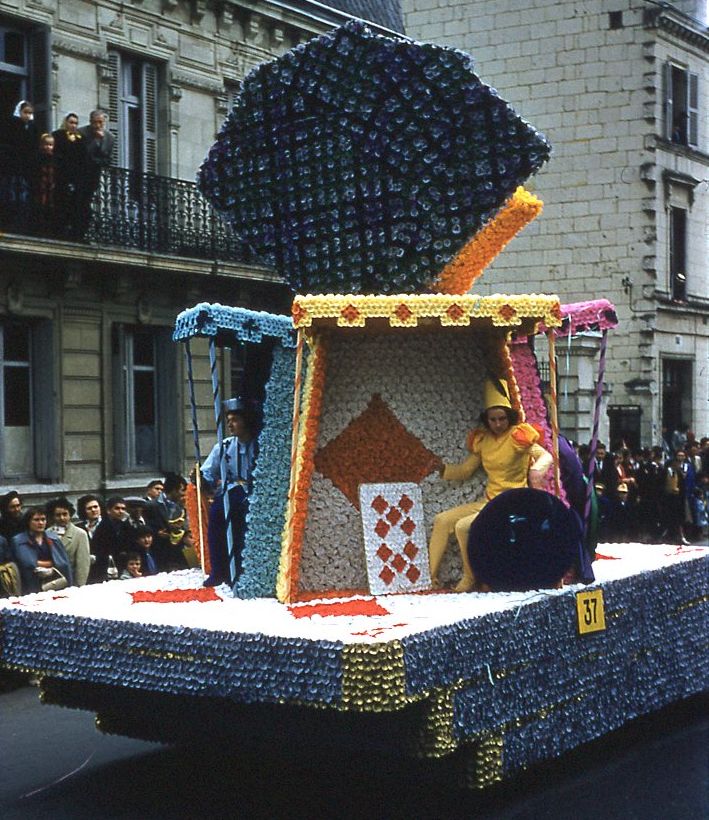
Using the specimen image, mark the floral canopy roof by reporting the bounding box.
[198,20,550,296]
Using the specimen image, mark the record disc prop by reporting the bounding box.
[468,488,581,592]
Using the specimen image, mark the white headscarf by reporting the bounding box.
[12,100,33,119]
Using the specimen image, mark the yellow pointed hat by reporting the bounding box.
[483,378,512,410]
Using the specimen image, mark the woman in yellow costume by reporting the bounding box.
[429,378,553,592]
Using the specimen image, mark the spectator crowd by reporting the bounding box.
[0,100,113,240]
[0,473,195,597]
[577,432,709,545]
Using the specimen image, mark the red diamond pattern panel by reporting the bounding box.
[359,482,432,595]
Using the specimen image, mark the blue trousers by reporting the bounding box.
[206,486,248,586]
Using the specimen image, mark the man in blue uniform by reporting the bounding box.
[200,398,259,587]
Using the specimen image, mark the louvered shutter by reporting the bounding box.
[32,319,61,482]
[107,51,120,166]
[663,62,673,141]
[688,72,699,149]
[142,63,158,174]
[28,26,51,133]
[112,324,129,474]
[155,327,182,473]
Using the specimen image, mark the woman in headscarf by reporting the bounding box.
[0,100,39,229]
[52,112,86,238]
[428,378,553,592]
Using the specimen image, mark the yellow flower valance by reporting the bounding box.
[292,293,563,331]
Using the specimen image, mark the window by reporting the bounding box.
[0,20,50,130]
[662,359,692,437]
[664,62,699,148]
[107,52,160,172]
[1,321,31,476]
[0,318,59,481]
[112,325,181,474]
[669,206,687,301]
[607,405,641,451]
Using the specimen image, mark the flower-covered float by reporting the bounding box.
[1,20,706,789]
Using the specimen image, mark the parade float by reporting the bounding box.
[1,21,706,789]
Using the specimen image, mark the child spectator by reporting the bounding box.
[131,524,158,575]
[119,551,143,580]
[32,133,57,234]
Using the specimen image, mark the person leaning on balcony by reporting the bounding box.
[77,109,114,235]
[0,100,39,230]
[52,112,86,240]
[428,378,553,593]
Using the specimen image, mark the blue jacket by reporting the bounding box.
[10,530,73,594]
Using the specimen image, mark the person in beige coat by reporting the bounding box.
[47,497,91,586]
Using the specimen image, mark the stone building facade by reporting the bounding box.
[0,0,401,503]
[404,0,709,449]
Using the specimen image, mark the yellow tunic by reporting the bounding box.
[444,423,550,500]
[429,423,552,590]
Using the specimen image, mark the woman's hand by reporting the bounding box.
[528,469,546,490]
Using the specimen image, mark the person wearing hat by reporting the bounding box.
[428,378,553,592]
[200,398,259,586]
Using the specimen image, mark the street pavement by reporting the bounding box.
[0,682,706,819]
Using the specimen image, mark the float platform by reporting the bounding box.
[1,543,706,788]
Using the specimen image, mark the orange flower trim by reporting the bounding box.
[431,186,543,295]
[501,336,525,423]
[277,339,328,603]
[185,483,210,573]
[291,301,308,326]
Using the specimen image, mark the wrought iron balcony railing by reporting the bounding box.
[0,164,256,264]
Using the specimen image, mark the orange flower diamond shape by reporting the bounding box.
[406,565,421,583]
[377,543,393,562]
[386,507,402,526]
[391,554,407,573]
[340,304,361,324]
[498,304,517,322]
[371,495,388,515]
[400,518,416,536]
[403,540,418,560]
[394,303,413,323]
[446,303,465,322]
[374,519,390,539]
[315,394,440,508]
[379,566,395,585]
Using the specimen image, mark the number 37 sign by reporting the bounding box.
[575,589,607,635]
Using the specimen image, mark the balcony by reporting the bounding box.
[0,165,257,265]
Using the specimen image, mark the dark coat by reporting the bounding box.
[91,517,134,581]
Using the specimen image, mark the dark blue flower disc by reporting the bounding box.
[198,20,551,295]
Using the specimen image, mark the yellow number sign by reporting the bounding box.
[576,588,606,635]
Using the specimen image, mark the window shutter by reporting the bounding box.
[107,51,120,166]
[688,72,699,148]
[32,320,61,482]
[112,324,129,474]
[663,62,673,141]
[142,63,158,174]
[28,26,51,133]
[155,328,182,473]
